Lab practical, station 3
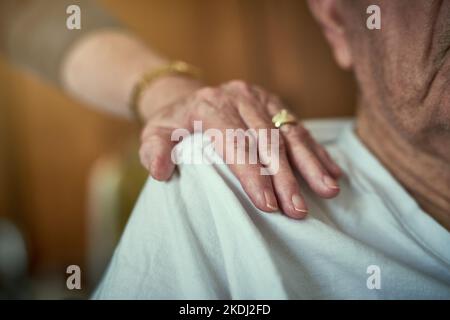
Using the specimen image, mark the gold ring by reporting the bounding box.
[272,109,297,128]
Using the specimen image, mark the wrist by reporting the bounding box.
[138,75,204,122]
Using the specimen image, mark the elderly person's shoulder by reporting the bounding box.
[93,118,450,299]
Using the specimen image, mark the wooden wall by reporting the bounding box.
[0,0,356,277]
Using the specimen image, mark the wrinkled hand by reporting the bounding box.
[139,79,341,219]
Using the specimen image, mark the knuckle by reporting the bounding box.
[140,125,153,142]
[287,125,311,141]
[138,145,150,165]
[316,145,328,158]
[251,120,269,131]
[276,136,287,152]
[226,138,242,152]
[269,94,283,105]
[141,126,159,141]
[227,79,251,92]
[195,86,218,100]
[192,87,224,115]
[237,167,260,185]
[194,100,217,117]
[141,127,170,147]
[251,85,269,101]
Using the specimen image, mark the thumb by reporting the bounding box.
[139,126,178,181]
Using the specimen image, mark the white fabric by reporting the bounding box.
[94,119,450,299]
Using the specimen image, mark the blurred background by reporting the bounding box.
[0,0,356,299]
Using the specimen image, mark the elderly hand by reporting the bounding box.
[138,78,341,219]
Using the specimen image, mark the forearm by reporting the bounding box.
[0,0,202,120]
[61,30,203,119]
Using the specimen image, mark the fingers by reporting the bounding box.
[222,81,310,218]
[266,97,341,198]
[234,97,308,218]
[209,123,279,213]
[281,125,340,198]
[309,140,342,179]
[229,160,280,213]
[139,85,279,214]
[138,79,342,220]
[139,126,177,181]
[192,91,280,213]
[271,151,308,219]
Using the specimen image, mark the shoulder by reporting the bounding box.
[302,118,354,144]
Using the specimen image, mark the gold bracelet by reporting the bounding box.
[129,60,202,126]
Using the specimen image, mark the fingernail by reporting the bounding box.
[292,194,308,213]
[264,190,278,211]
[323,175,339,189]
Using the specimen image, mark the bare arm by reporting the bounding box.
[61,30,203,118]
[0,0,120,83]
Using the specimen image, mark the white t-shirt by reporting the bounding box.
[93,119,450,299]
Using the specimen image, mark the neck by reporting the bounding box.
[356,105,450,231]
